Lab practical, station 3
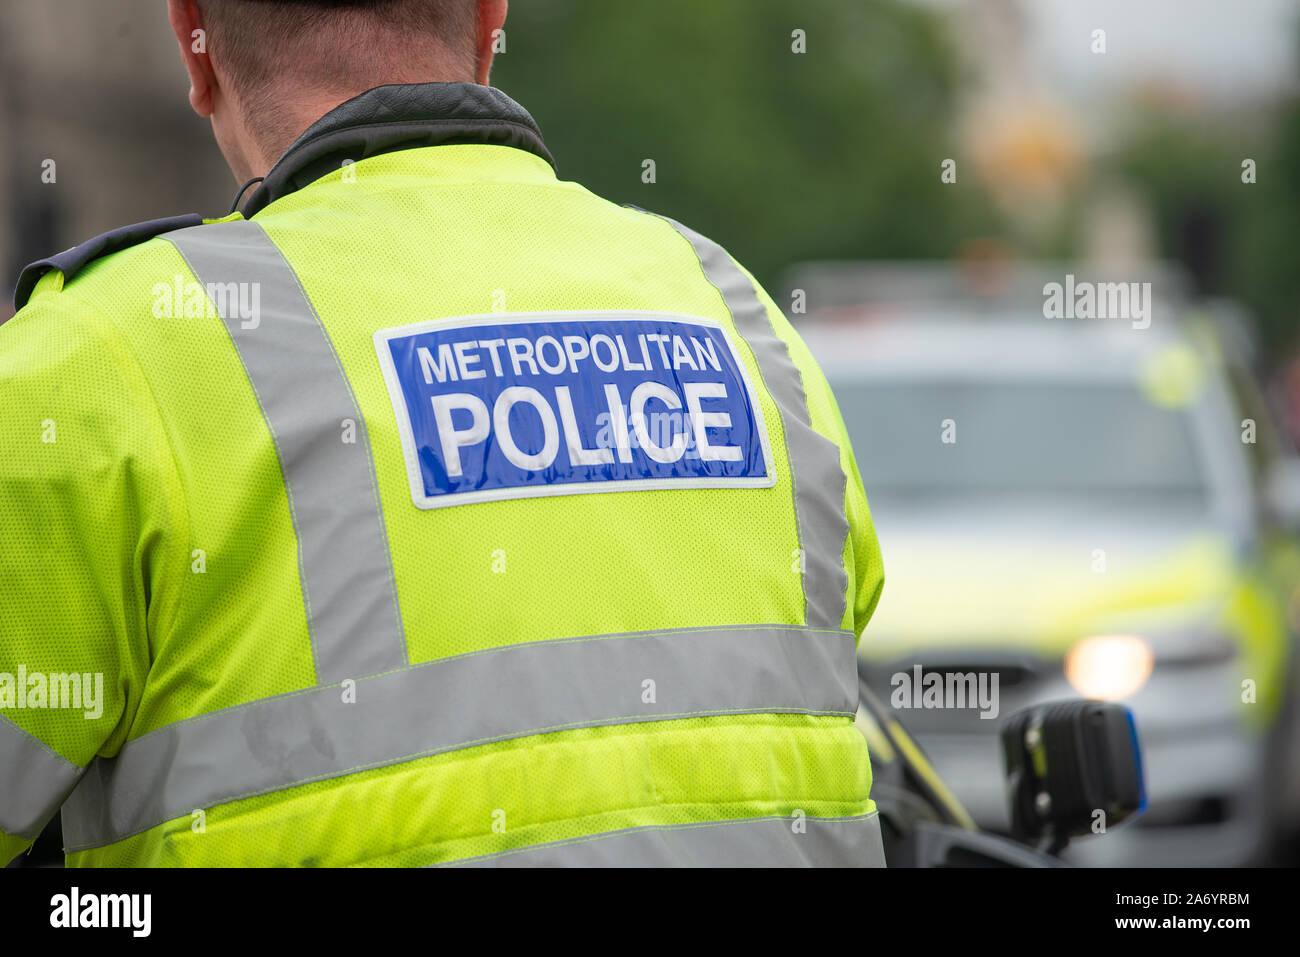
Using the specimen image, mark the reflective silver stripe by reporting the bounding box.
[0,714,84,840]
[661,219,849,629]
[61,625,856,849]
[165,220,406,684]
[442,811,885,867]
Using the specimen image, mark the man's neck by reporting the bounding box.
[235,76,485,183]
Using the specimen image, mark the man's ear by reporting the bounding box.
[168,0,218,118]
[475,0,508,85]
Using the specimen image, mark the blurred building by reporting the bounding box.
[0,0,231,318]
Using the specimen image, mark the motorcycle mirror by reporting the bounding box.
[1001,700,1146,852]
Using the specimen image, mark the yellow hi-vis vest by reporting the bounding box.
[0,82,885,866]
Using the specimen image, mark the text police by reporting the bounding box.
[375,312,775,508]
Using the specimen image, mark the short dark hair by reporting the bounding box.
[197,0,480,145]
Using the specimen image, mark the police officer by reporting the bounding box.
[0,0,885,866]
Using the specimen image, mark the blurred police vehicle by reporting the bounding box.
[792,261,1300,867]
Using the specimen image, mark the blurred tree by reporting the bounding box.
[1109,15,1300,363]
[1232,94,1300,358]
[493,0,1000,293]
[1112,106,1300,359]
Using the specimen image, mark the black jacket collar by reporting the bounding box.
[241,82,555,217]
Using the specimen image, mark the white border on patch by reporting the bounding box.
[373,310,779,510]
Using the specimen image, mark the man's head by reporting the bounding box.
[167,0,507,184]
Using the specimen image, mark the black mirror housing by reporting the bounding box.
[1001,699,1146,847]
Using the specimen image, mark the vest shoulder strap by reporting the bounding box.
[14,213,205,310]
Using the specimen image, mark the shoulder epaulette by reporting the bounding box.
[14,213,205,311]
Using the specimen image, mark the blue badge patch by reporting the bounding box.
[375,312,776,509]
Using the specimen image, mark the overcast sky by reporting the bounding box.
[917,0,1298,103]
